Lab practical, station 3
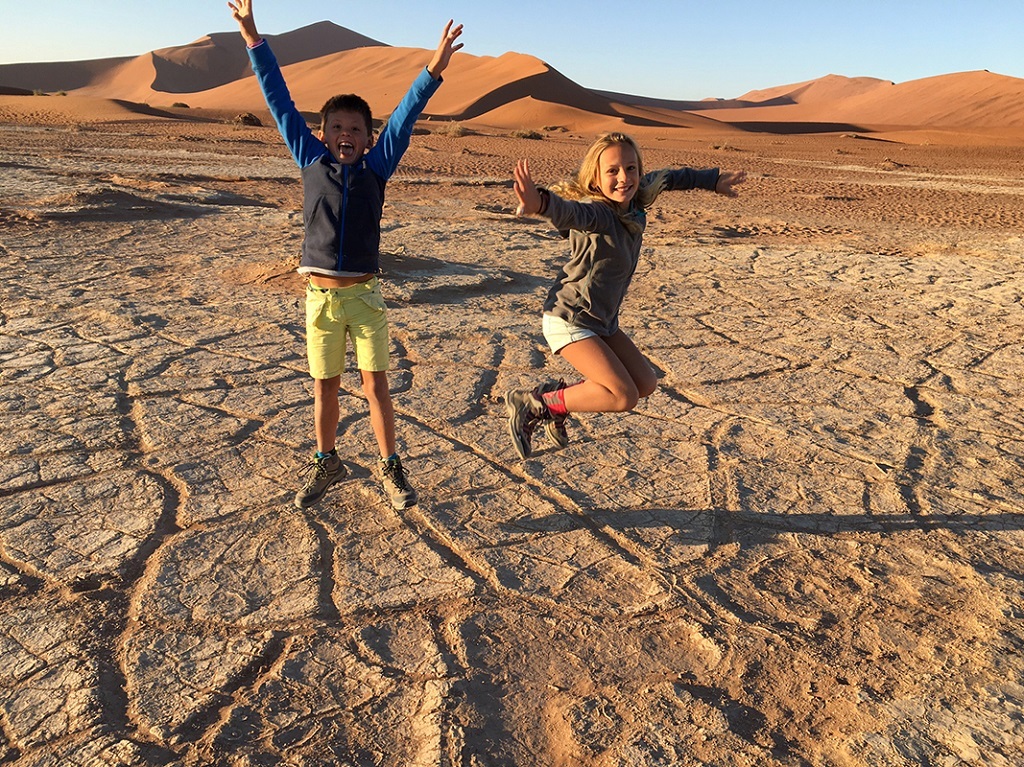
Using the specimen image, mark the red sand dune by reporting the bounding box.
[1,21,1023,136]
[687,70,1024,129]
[0,94,189,125]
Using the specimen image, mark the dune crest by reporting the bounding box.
[0,24,1022,135]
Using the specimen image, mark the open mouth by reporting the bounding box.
[338,141,356,157]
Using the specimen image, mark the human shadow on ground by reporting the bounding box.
[517,506,1024,549]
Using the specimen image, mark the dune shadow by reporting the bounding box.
[108,99,223,123]
[437,71,710,130]
[724,121,872,135]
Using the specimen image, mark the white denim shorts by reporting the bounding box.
[542,312,599,354]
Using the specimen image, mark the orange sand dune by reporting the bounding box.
[0,56,134,93]
[1,22,384,99]
[73,22,386,101]
[160,46,439,116]
[691,71,1024,130]
[831,70,1024,127]
[734,74,894,106]
[0,94,191,125]
[208,48,735,132]
[2,21,1024,138]
[114,44,729,133]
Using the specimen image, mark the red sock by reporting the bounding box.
[542,386,569,416]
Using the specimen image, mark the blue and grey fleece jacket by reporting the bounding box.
[247,40,441,277]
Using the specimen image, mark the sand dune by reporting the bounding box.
[0,94,193,125]
[734,74,894,107]
[690,70,1024,130]
[71,22,387,103]
[0,56,134,93]
[2,22,1023,136]
[833,70,1024,127]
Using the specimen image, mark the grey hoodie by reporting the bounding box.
[541,167,720,336]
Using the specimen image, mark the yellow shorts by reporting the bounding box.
[305,277,389,378]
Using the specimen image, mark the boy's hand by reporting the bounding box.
[427,20,464,79]
[513,160,542,217]
[716,169,747,198]
[227,0,262,47]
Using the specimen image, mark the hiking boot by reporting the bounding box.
[381,455,418,510]
[294,452,347,509]
[535,380,570,449]
[506,387,548,459]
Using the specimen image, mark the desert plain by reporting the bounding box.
[2,24,1024,767]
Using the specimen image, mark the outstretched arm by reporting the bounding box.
[227,0,262,47]
[426,20,465,79]
[514,160,546,217]
[715,169,747,198]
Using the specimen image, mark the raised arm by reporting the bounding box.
[229,0,323,167]
[227,0,262,47]
[513,160,546,217]
[427,20,465,79]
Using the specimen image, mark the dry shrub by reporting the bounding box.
[510,128,544,140]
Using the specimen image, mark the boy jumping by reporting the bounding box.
[228,0,464,509]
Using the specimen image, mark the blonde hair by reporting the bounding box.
[551,132,672,226]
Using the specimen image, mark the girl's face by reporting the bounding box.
[596,143,640,209]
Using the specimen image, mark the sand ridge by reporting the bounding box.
[2,22,1024,136]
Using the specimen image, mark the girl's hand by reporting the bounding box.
[716,169,747,198]
[513,159,542,216]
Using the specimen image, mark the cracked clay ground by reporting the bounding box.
[2,118,1024,765]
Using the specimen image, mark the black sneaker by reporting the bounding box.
[506,388,547,459]
[294,452,347,509]
[381,455,418,510]
[535,380,569,449]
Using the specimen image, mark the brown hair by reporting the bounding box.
[319,94,373,135]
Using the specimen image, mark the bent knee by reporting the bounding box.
[637,378,658,400]
[609,383,640,412]
[610,379,658,411]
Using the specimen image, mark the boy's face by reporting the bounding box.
[318,109,372,164]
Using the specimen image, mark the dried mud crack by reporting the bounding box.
[2,120,1024,766]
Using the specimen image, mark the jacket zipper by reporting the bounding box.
[337,163,349,271]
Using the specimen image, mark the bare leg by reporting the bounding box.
[604,329,657,399]
[557,330,656,413]
[314,375,341,452]
[361,369,396,458]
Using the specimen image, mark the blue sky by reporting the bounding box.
[1,0,1021,99]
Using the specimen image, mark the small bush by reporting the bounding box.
[433,120,468,137]
[33,89,46,96]
[509,128,544,140]
[171,102,190,109]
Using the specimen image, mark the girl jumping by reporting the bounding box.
[506,132,746,459]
